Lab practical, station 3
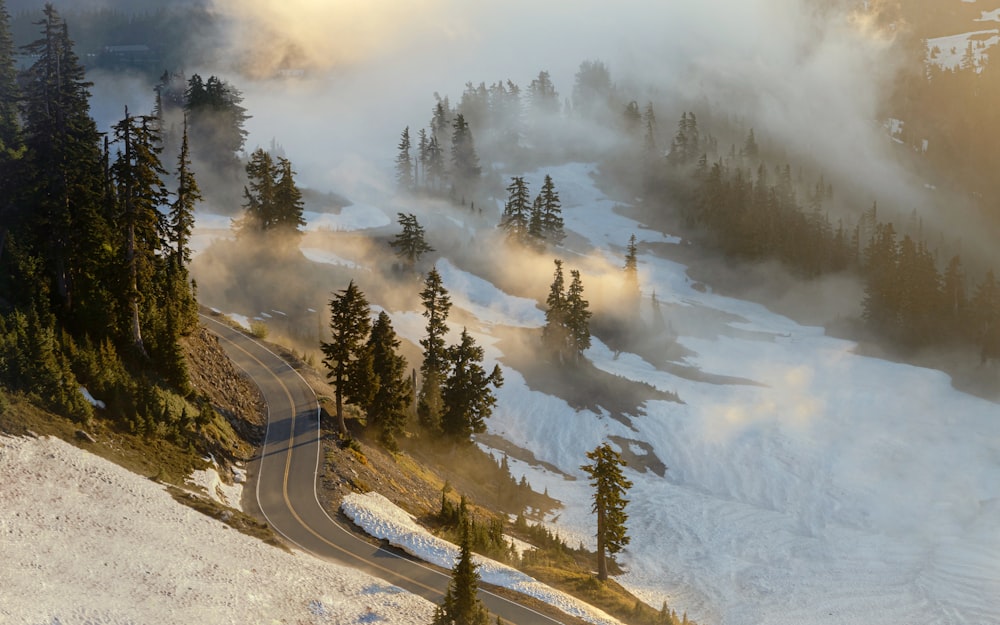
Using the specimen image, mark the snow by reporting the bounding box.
[926,29,1000,70]
[303,203,390,232]
[0,435,435,625]
[375,162,1000,625]
[79,386,106,409]
[186,462,244,508]
[977,8,1000,22]
[436,258,546,328]
[301,246,366,270]
[341,492,624,625]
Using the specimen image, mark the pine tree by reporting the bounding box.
[110,108,169,354]
[642,102,657,155]
[19,5,108,324]
[395,126,414,190]
[431,500,491,625]
[169,114,201,269]
[0,0,21,261]
[418,267,452,432]
[543,259,569,363]
[183,73,249,173]
[321,281,372,436]
[538,174,564,246]
[272,156,306,233]
[426,135,446,192]
[417,128,429,187]
[390,213,434,271]
[581,442,633,582]
[450,113,481,189]
[440,328,503,442]
[500,176,532,245]
[623,234,640,321]
[366,311,411,450]
[528,70,559,115]
[566,269,592,362]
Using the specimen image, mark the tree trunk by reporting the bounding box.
[335,370,348,436]
[596,504,608,581]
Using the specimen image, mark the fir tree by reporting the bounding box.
[365,311,411,450]
[239,149,305,236]
[110,108,169,354]
[440,328,503,442]
[543,259,569,363]
[538,174,564,246]
[418,267,452,432]
[431,500,491,625]
[321,281,372,436]
[272,157,306,233]
[417,128,429,187]
[169,114,201,269]
[0,0,20,261]
[426,135,446,192]
[183,74,249,173]
[395,126,414,190]
[581,442,633,582]
[390,213,434,271]
[566,269,592,362]
[499,176,532,245]
[450,113,481,189]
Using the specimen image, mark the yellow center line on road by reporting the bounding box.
[206,321,443,596]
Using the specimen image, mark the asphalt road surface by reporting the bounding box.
[202,315,565,625]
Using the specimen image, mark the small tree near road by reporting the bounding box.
[321,281,372,436]
[431,500,491,625]
[581,442,633,582]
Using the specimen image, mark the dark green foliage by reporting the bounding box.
[239,148,306,236]
[667,112,700,166]
[581,442,633,581]
[440,328,503,442]
[183,73,248,173]
[543,260,591,364]
[390,213,434,271]
[431,500,491,625]
[537,174,565,246]
[500,176,532,245]
[418,267,452,432]
[450,113,481,190]
[321,281,372,435]
[365,311,411,450]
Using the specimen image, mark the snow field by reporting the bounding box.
[373,162,1000,625]
[0,435,435,625]
[341,492,624,625]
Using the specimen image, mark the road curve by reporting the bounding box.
[201,315,564,625]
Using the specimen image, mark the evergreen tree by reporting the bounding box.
[581,442,633,582]
[566,269,592,362]
[272,156,306,233]
[527,195,545,247]
[169,114,201,269]
[110,108,169,354]
[0,0,20,260]
[239,149,305,235]
[742,128,759,160]
[390,213,434,271]
[642,102,657,156]
[499,176,532,245]
[19,5,108,324]
[321,281,372,436]
[538,174,565,246]
[417,128,429,187]
[426,135,446,192]
[184,73,249,173]
[395,126,414,190]
[440,328,503,442]
[450,113,481,189]
[623,234,640,313]
[431,500,491,625]
[418,267,452,432]
[542,259,569,363]
[366,311,411,450]
[528,70,559,115]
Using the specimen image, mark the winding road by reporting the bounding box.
[201,315,564,625]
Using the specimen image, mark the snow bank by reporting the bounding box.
[341,492,624,625]
[0,435,435,625]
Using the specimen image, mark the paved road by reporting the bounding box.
[202,315,564,625]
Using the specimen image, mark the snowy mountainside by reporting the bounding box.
[247,161,1000,625]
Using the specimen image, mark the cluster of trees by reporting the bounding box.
[389,212,434,271]
[499,175,565,249]
[154,69,249,179]
[651,115,1000,357]
[394,114,481,200]
[321,268,503,448]
[0,4,204,432]
[236,148,305,237]
[542,260,592,365]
